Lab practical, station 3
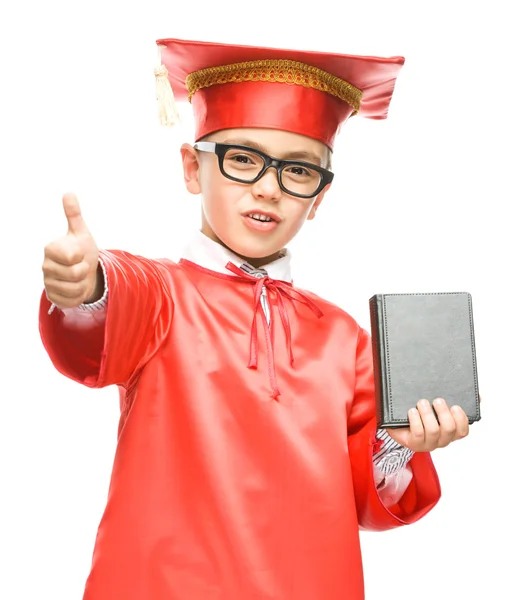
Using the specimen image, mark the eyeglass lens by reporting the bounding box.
[222,148,322,196]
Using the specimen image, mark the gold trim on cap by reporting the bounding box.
[186,59,363,113]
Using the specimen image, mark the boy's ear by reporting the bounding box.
[307,184,331,221]
[180,143,201,195]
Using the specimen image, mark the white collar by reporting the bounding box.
[181,231,293,283]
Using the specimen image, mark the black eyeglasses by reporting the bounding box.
[193,142,334,199]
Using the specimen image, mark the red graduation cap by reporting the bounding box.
[155,38,405,150]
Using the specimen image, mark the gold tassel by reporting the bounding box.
[155,46,179,126]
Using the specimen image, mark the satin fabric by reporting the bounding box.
[157,38,405,149]
[191,79,353,150]
[39,251,440,600]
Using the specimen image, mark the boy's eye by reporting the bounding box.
[224,150,264,170]
[232,154,253,164]
[285,166,313,178]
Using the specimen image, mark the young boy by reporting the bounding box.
[39,38,471,600]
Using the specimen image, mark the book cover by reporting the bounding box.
[369,292,481,429]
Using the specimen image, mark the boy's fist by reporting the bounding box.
[43,193,101,309]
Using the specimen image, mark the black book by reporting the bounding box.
[369,292,481,429]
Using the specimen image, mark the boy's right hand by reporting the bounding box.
[43,193,102,309]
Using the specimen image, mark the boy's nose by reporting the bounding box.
[251,169,282,201]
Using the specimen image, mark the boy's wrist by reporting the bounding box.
[83,262,105,304]
[373,429,414,476]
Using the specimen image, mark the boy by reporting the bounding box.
[40,38,470,600]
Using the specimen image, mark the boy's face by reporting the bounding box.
[181,128,332,266]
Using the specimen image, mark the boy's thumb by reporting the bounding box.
[63,192,88,235]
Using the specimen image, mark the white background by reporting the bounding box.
[1,1,522,598]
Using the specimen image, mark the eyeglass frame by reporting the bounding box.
[193,141,335,199]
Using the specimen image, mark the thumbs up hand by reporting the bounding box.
[43,193,102,309]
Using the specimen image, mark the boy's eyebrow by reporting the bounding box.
[221,138,324,166]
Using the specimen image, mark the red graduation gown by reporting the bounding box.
[39,250,441,600]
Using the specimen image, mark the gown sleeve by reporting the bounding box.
[347,326,441,531]
[39,249,174,389]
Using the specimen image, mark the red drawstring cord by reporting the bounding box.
[226,262,323,398]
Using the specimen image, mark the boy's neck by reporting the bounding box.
[239,251,283,269]
[200,229,285,269]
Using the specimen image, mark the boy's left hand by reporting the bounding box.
[386,398,471,452]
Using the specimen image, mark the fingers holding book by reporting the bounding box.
[385,398,470,452]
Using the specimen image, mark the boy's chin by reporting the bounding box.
[223,237,284,265]
[201,225,288,266]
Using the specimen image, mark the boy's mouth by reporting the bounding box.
[242,210,281,223]
[242,211,280,232]
[247,213,274,222]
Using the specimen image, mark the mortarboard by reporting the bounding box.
[155,38,405,150]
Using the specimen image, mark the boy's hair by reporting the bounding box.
[326,149,333,171]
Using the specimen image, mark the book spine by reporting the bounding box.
[466,292,481,422]
[369,295,390,427]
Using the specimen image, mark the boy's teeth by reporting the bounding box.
[248,213,273,222]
